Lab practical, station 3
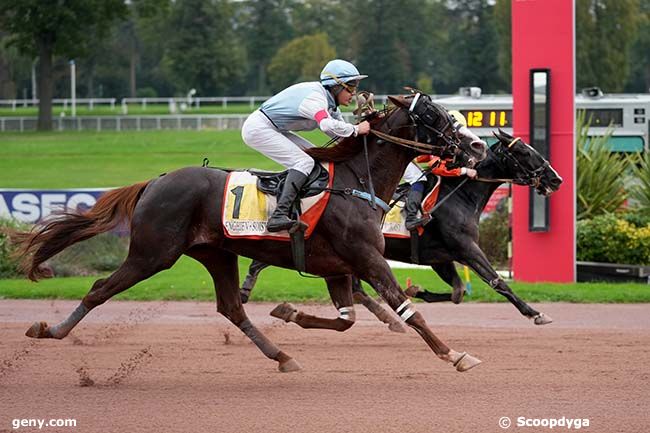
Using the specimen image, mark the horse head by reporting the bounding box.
[492,129,563,196]
[387,94,488,167]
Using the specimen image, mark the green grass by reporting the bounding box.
[1,256,649,303]
[1,129,649,303]
[0,130,328,188]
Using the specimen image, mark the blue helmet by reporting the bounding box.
[320,59,368,88]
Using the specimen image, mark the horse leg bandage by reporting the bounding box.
[395,299,416,322]
[338,306,356,322]
[489,278,503,288]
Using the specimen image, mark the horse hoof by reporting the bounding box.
[453,352,482,372]
[270,303,297,322]
[278,358,302,373]
[388,321,407,333]
[451,289,465,304]
[404,285,422,298]
[25,321,50,338]
[533,313,553,325]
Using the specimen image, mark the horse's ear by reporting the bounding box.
[494,128,512,143]
[388,95,410,108]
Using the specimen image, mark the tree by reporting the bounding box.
[0,36,33,99]
[349,0,437,94]
[0,0,129,130]
[267,33,335,92]
[238,0,294,94]
[625,0,650,92]
[164,0,246,96]
[290,0,349,55]
[576,0,640,92]
[439,0,506,94]
[494,0,511,89]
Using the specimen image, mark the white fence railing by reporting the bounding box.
[0,98,117,110]
[0,95,401,111]
[0,113,360,132]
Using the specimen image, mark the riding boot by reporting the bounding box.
[404,182,427,231]
[266,169,309,232]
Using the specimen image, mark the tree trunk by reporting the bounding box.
[129,49,137,98]
[37,36,54,131]
[87,61,95,99]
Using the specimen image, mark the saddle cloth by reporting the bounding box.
[382,175,442,239]
[222,162,334,240]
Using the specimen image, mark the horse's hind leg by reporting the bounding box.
[270,275,356,332]
[351,276,406,333]
[26,249,180,339]
[189,247,300,373]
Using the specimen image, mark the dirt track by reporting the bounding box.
[1,300,649,433]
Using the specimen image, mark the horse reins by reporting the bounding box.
[369,128,447,154]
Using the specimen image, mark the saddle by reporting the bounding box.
[251,164,329,198]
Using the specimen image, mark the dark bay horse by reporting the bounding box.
[240,130,562,329]
[10,94,488,373]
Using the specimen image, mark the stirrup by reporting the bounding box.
[266,216,296,232]
[405,213,431,231]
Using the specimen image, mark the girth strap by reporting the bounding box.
[346,189,391,212]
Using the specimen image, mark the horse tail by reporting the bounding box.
[11,181,151,281]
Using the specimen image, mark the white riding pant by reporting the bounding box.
[241,110,316,176]
[402,161,425,184]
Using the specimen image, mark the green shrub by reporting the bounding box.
[577,214,650,265]
[0,218,30,278]
[478,204,509,268]
[136,87,158,98]
[47,232,128,277]
[576,110,633,220]
[621,211,650,228]
[629,151,650,215]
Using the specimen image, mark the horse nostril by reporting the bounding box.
[471,141,487,156]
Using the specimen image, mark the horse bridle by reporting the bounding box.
[369,93,463,160]
[490,138,550,188]
[407,92,463,158]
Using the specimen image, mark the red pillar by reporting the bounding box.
[511,0,575,282]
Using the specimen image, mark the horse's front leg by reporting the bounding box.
[461,242,552,325]
[351,276,406,333]
[353,252,481,372]
[270,275,356,331]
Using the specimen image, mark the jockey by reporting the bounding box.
[242,59,371,232]
[402,110,478,231]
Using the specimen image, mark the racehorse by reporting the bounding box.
[10,94,488,373]
[240,130,563,329]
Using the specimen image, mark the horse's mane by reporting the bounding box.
[306,108,398,162]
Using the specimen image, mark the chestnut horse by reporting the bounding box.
[11,94,487,373]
